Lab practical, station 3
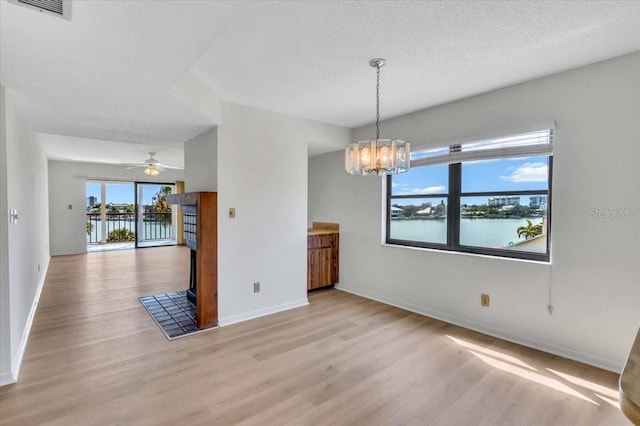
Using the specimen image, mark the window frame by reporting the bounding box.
[386,154,553,262]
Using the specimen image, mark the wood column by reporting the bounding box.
[166,191,217,329]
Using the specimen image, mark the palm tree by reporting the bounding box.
[152,186,172,228]
[517,219,543,240]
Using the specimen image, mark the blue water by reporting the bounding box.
[390,217,545,250]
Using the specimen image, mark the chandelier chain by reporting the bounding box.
[375,63,380,140]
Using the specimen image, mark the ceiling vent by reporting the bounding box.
[8,0,71,20]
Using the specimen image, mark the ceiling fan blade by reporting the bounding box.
[119,154,182,172]
[157,164,183,170]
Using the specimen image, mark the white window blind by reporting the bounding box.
[411,129,553,168]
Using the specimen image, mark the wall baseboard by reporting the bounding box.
[219,298,309,327]
[0,371,15,387]
[8,256,50,385]
[337,285,622,373]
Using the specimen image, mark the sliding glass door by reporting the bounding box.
[86,181,135,251]
[135,183,177,248]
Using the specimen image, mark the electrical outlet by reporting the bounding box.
[229,207,236,219]
[37,263,40,272]
[253,281,260,293]
[481,294,490,307]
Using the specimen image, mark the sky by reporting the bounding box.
[391,155,549,207]
[86,182,173,206]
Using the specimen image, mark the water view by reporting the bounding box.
[86,182,175,247]
[390,217,546,251]
[389,156,550,256]
[86,216,174,244]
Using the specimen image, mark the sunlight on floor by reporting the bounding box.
[594,393,621,408]
[468,350,598,405]
[546,368,619,399]
[546,367,620,407]
[446,335,620,407]
[87,242,134,252]
[446,335,536,371]
[87,240,175,252]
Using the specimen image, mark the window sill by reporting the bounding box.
[381,242,552,265]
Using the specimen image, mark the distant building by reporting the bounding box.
[390,205,403,218]
[529,196,547,209]
[108,203,131,213]
[488,196,520,207]
[87,196,97,207]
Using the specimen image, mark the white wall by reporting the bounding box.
[309,52,640,372]
[185,127,218,192]
[217,102,350,325]
[0,86,11,383]
[48,160,184,255]
[0,87,51,385]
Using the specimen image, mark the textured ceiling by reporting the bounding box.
[39,133,184,168]
[192,1,640,128]
[1,0,640,161]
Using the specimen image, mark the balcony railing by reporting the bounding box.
[86,212,174,244]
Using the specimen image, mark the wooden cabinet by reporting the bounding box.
[307,223,339,291]
[166,191,217,329]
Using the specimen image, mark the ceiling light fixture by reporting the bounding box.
[144,166,159,176]
[345,58,410,176]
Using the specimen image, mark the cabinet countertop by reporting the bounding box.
[308,229,339,236]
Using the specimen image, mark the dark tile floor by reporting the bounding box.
[139,290,198,339]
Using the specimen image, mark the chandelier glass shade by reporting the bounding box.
[345,58,410,176]
[345,138,409,176]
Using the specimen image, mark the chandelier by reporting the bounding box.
[345,58,410,176]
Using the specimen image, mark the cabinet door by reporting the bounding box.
[308,234,336,249]
[308,247,333,290]
[330,235,339,284]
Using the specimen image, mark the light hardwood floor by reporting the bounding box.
[0,246,629,425]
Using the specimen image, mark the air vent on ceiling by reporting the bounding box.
[8,0,71,20]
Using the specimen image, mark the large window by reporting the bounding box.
[387,129,552,261]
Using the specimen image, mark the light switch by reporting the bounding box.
[9,209,18,224]
[229,207,236,219]
[68,204,73,210]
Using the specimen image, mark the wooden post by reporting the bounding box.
[166,191,217,329]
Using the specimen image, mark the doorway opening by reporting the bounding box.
[86,180,176,252]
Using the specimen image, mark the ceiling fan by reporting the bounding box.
[120,152,180,176]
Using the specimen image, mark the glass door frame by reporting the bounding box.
[134,181,177,249]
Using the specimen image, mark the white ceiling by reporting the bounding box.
[39,133,184,169]
[2,0,640,164]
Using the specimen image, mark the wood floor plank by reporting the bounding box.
[0,246,628,425]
